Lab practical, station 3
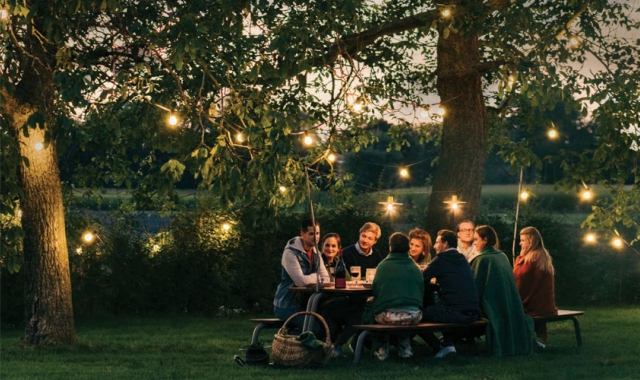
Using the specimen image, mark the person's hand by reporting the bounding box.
[520,242,531,256]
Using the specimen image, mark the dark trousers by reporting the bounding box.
[420,305,479,348]
[321,296,365,346]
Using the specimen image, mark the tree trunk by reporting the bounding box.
[424,28,487,235]
[7,64,77,345]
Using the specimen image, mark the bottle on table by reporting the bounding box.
[334,250,347,289]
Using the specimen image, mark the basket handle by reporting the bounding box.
[279,311,332,346]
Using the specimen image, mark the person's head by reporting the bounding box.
[389,232,410,254]
[358,222,381,253]
[408,228,432,263]
[520,226,554,273]
[473,225,499,252]
[321,233,342,262]
[300,219,320,250]
[456,220,475,245]
[434,229,457,254]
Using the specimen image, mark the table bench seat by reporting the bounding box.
[350,309,584,364]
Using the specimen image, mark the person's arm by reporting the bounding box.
[316,251,330,283]
[422,256,439,282]
[282,249,320,286]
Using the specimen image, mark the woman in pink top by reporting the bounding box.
[514,227,558,343]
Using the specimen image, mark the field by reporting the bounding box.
[2,307,639,380]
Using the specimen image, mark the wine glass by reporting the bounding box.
[349,266,361,282]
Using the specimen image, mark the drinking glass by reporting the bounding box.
[349,266,361,282]
[365,268,376,283]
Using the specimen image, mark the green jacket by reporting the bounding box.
[471,247,534,357]
[362,252,424,324]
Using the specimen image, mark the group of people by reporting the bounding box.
[273,218,558,360]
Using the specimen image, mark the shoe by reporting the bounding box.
[397,346,413,359]
[435,345,456,359]
[374,346,389,361]
[535,340,546,349]
[331,346,344,358]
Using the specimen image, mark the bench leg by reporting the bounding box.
[570,316,582,347]
[251,323,267,346]
[352,330,371,365]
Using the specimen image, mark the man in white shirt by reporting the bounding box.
[456,220,478,262]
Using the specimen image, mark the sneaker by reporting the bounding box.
[397,345,413,359]
[374,346,389,361]
[435,345,456,359]
[331,346,344,358]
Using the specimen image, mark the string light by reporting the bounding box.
[581,189,593,200]
[520,189,530,201]
[279,186,287,193]
[168,114,179,127]
[303,135,314,146]
[441,8,452,18]
[352,96,366,113]
[568,35,582,49]
[17,210,23,218]
[327,153,336,163]
[34,142,44,151]
[222,223,231,231]
[612,237,623,248]
[437,107,446,116]
[236,132,244,143]
[83,232,95,243]
[584,233,597,244]
[76,247,83,254]
[399,167,409,178]
[547,128,558,139]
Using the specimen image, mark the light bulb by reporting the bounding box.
[168,114,179,126]
[451,203,458,211]
[83,232,94,243]
[520,191,530,201]
[279,186,287,193]
[386,204,394,211]
[581,190,592,200]
[441,8,452,18]
[548,129,558,139]
[399,168,409,178]
[585,233,596,243]
[327,153,336,162]
[303,135,313,146]
[612,238,623,248]
[437,107,445,116]
[568,36,581,49]
[222,223,231,231]
[236,132,244,143]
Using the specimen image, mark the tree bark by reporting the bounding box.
[6,62,77,345]
[424,27,487,235]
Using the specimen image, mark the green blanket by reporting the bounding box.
[471,247,534,357]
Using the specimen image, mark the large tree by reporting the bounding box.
[1,0,638,345]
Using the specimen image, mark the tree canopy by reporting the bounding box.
[1,0,639,344]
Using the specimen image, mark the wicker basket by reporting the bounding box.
[271,311,332,368]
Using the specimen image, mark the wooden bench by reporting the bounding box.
[350,309,584,364]
[248,318,285,345]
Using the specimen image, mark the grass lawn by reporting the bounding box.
[2,306,639,380]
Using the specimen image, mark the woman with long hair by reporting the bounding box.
[470,225,534,356]
[514,227,558,344]
[408,228,432,265]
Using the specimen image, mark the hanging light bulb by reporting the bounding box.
[584,233,597,244]
[236,132,244,143]
[520,189,530,201]
[437,107,445,116]
[352,96,365,113]
[568,35,582,49]
[419,108,429,118]
[303,135,314,146]
[581,189,593,200]
[168,114,179,127]
[441,8,452,18]
[83,232,95,243]
[548,128,558,139]
[222,223,231,231]
[327,153,336,163]
[612,237,623,248]
[399,167,409,178]
[279,186,287,193]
